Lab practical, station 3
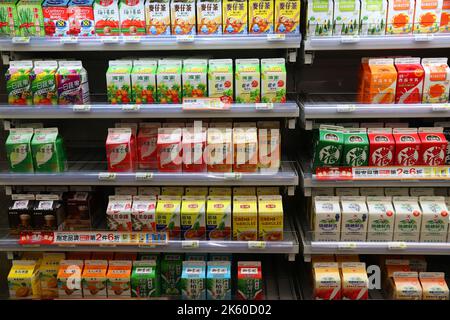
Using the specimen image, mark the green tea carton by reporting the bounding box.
[342,128,369,167]
[181,261,206,300]
[333,0,361,36]
[235,58,261,103]
[17,0,45,36]
[182,59,208,99]
[360,0,387,35]
[307,0,333,36]
[0,0,19,36]
[207,261,231,300]
[161,253,183,296]
[31,60,58,105]
[131,260,160,298]
[6,60,33,105]
[312,125,344,169]
[106,60,132,104]
[6,128,34,173]
[261,58,286,103]
[31,128,67,173]
[208,59,233,103]
[131,60,157,104]
[157,59,182,104]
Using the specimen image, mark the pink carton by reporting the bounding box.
[157,127,182,172]
[182,126,207,172]
[137,123,160,170]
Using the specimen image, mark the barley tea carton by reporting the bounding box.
[393,128,421,166]
[207,261,231,300]
[342,128,369,167]
[106,128,136,172]
[275,0,300,34]
[261,58,286,103]
[157,127,182,172]
[368,128,395,166]
[360,0,387,35]
[307,0,333,36]
[157,60,182,103]
[233,126,258,172]
[137,122,160,170]
[131,60,157,104]
[56,61,90,105]
[364,58,397,104]
[393,196,422,242]
[313,263,341,300]
[313,125,344,169]
[206,127,233,172]
[333,0,361,36]
[82,260,107,298]
[419,196,449,242]
[197,0,222,34]
[386,0,414,34]
[161,254,183,296]
[6,128,34,173]
[391,272,422,300]
[106,60,132,104]
[106,260,131,298]
[8,260,40,299]
[17,0,45,36]
[419,272,449,300]
[422,58,450,103]
[367,196,395,241]
[440,0,450,32]
[132,195,156,232]
[181,196,206,240]
[31,128,67,173]
[93,0,120,36]
[181,261,206,300]
[341,262,369,300]
[413,0,443,33]
[0,0,19,36]
[418,127,448,166]
[57,260,84,298]
[145,0,170,35]
[207,196,232,240]
[258,195,284,241]
[394,57,425,104]
[119,0,146,35]
[237,261,264,300]
[208,59,234,103]
[131,260,160,297]
[6,60,33,105]
[235,59,261,103]
[223,0,248,34]
[156,196,181,239]
[249,0,274,34]
[171,0,196,35]
[182,59,207,99]
[182,127,207,172]
[340,196,368,241]
[313,196,342,241]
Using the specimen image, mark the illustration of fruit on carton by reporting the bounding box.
[56,60,90,105]
[223,0,248,34]
[137,122,160,170]
[181,196,206,240]
[171,0,196,35]
[107,60,132,104]
[260,58,286,103]
[157,127,182,172]
[235,59,260,103]
[131,60,157,104]
[393,128,421,166]
[197,0,222,34]
[393,197,422,242]
[40,253,65,300]
[181,261,206,300]
[386,0,415,34]
[421,58,450,103]
[82,260,108,298]
[182,126,207,172]
[307,0,333,36]
[394,57,425,104]
[237,261,264,300]
[57,260,84,298]
[275,0,300,34]
[6,60,33,106]
[67,0,95,36]
[206,261,231,300]
[42,0,70,37]
[6,128,35,173]
[17,0,45,36]
[418,127,448,166]
[207,196,231,240]
[420,272,450,300]
[0,0,19,36]
[413,0,443,33]
[258,195,284,241]
[119,0,145,35]
[313,263,341,300]
[106,260,132,298]
[131,260,160,297]
[106,128,136,172]
[233,126,258,172]
[8,260,40,300]
[419,196,449,242]
[208,59,233,104]
[233,196,258,241]
[248,0,274,34]
[132,195,156,231]
[156,196,181,239]
[441,0,450,32]
[94,0,120,35]
[360,0,387,35]
[31,128,67,173]
[31,60,58,105]
[106,195,132,231]
[157,60,182,104]
[341,262,369,300]
[145,0,170,35]
[182,59,207,99]
[364,58,397,104]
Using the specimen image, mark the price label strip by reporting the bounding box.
[61,37,78,44]
[135,172,153,181]
[73,104,91,112]
[255,103,274,110]
[340,35,360,43]
[414,34,434,42]
[182,240,200,248]
[223,172,242,180]
[388,242,407,250]
[123,36,141,43]
[176,35,194,43]
[431,103,450,112]
[12,37,30,44]
[248,241,267,249]
[121,104,141,112]
[102,36,120,43]
[267,34,285,41]
[98,172,117,181]
[338,242,357,250]
[336,104,357,113]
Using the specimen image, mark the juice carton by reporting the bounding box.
[106,195,133,231]
[360,0,387,35]
[340,196,368,241]
[137,122,160,170]
[391,272,422,300]
[440,0,450,32]
[181,196,206,240]
[258,195,283,241]
[223,0,247,34]
[341,128,369,167]
[161,254,183,296]
[185,187,209,196]
[145,0,170,35]
[132,195,156,232]
[235,59,261,103]
[115,186,137,195]
[307,0,333,36]
[67,0,95,37]
[364,58,397,104]
[209,187,232,196]
[43,0,70,37]
[31,60,58,105]
[209,253,233,261]
[156,196,181,239]
[341,262,369,300]
[393,196,422,242]
[182,127,207,172]
[31,128,67,173]
[207,196,232,240]
[393,128,421,166]
[106,261,131,298]
[5,60,33,105]
[0,0,19,36]
[260,58,286,103]
[419,196,449,242]
[182,59,207,99]
[418,127,448,166]
[367,196,395,241]
[422,58,450,103]
[131,60,157,104]
[413,0,443,33]
[119,0,145,35]
[233,196,258,241]
[233,187,257,196]
[368,128,395,166]
[386,0,414,34]
[332,0,361,36]
[206,127,233,172]
[171,0,196,35]
[207,261,231,300]
[40,253,65,299]
[82,260,108,298]
[131,260,160,297]
[56,60,90,105]
[57,260,84,298]
[17,0,45,36]
[106,128,136,172]
[313,263,341,300]
[157,60,182,103]
[208,59,233,103]
[181,261,206,300]
[6,128,34,173]
[419,272,450,300]
[94,0,120,36]
[139,186,161,196]
[313,196,342,241]
[8,194,35,232]
[161,186,185,196]
[312,125,344,169]
[249,0,274,34]
[197,0,222,34]
[233,126,258,172]
[8,260,40,299]
[157,127,182,172]
[275,0,300,34]
[257,187,280,195]
[66,252,91,260]
[237,261,264,300]
[311,255,336,266]
[394,57,425,104]
[106,60,132,104]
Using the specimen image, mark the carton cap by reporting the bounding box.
[393,271,419,279]
[421,57,449,65]
[394,57,421,64]
[57,60,82,68]
[133,260,156,267]
[34,60,58,68]
[368,58,394,65]
[319,124,344,132]
[139,122,161,129]
[392,128,418,134]
[115,187,138,196]
[418,127,444,133]
[367,128,393,134]
[109,60,133,67]
[343,128,367,134]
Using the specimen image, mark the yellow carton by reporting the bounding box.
[181,196,206,240]
[275,0,300,34]
[233,196,258,240]
[156,195,182,239]
[223,0,248,34]
[313,262,341,300]
[8,260,40,299]
[185,187,209,196]
[40,253,65,299]
[249,0,274,34]
[207,195,232,240]
[256,187,280,195]
[341,262,369,300]
[258,195,284,241]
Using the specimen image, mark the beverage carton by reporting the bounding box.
[360,0,387,35]
[341,262,369,300]
[17,0,44,36]
[391,272,422,300]
[106,195,132,231]
[333,0,361,36]
[386,0,414,34]
[385,187,410,196]
[342,128,369,167]
[6,128,34,173]
[139,186,161,196]
[394,57,425,104]
[6,60,33,105]
[181,261,206,300]
[413,0,443,33]
[207,261,231,300]
[206,196,231,240]
[307,0,333,36]
[419,272,449,300]
[82,260,108,298]
[66,252,91,260]
[257,187,280,195]
[313,196,341,241]
[364,58,397,104]
[181,196,206,240]
[206,127,233,172]
[249,0,274,34]
[31,60,58,105]
[145,0,170,35]
[132,195,156,232]
[440,0,450,32]
[368,128,395,166]
[94,0,120,36]
[260,58,286,103]
[157,60,182,103]
[312,125,344,169]
[209,253,233,261]
[56,60,90,105]
[235,59,261,103]
[65,191,97,230]
[119,0,145,35]
[106,60,132,104]
[33,194,64,230]
[393,128,421,166]
[185,187,208,196]
[156,196,181,239]
[311,255,336,266]
[67,0,95,37]
[419,196,449,242]
[137,122,159,170]
[197,0,222,34]
[8,260,40,299]
[418,127,448,166]
[106,128,136,172]
[182,59,207,99]
[422,58,450,103]
[0,0,19,36]
[258,195,284,241]
[208,59,233,103]
[233,126,258,172]
[171,0,196,35]
[161,186,184,196]
[233,187,257,196]
[39,253,65,300]
[237,261,264,300]
[57,260,84,298]
[8,194,35,233]
[182,127,207,172]
[393,196,422,241]
[336,255,360,267]
[161,254,182,296]
[43,0,70,37]
[106,261,131,298]
[157,127,182,172]
[31,128,67,173]
[275,0,300,34]
[367,196,395,241]
[313,263,341,300]
[340,196,368,241]
[209,187,232,196]
[131,60,157,104]
[233,196,258,241]
[131,260,160,297]
[223,0,247,34]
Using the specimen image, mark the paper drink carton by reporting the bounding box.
[161,254,182,296]
[364,58,397,104]
[131,260,160,297]
[333,0,361,36]
[67,0,95,37]
[106,195,132,231]
[342,128,369,167]
[257,187,280,195]
[6,60,33,105]
[137,122,160,170]
[313,196,342,241]
[235,59,261,103]
[237,261,264,300]
[385,187,410,196]
[180,261,206,300]
[393,196,422,241]
[313,263,341,300]
[367,196,395,241]
[94,0,120,36]
[340,196,368,241]
[56,60,90,105]
[182,127,207,172]
[106,261,131,298]
[421,58,450,103]
[119,0,145,35]
[131,60,157,103]
[17,0,45,36]
[341,262,369,300]
[233,126,258,172]
[6,128,34,173]
[275,0,300,34]
[419,272,450,300]
[393,128,421,166]
[206,127,233,172]
[207,261,231,300]
[391,272,422,300]
[156,196,181,239]
[145,0,170,35]
[8,194,35,233]
[81,260,108,298]
[8,260,40,299]
[39,253,65,300]
[368,128,395,166]
[418,127,448,166]
[394,57,425,104]
[57,260,84,298]
[185,253,208,261]
[248,0,274,34]
[157,60,182,104]
[413,0,443,33]
[206,196,231,240]
[233,196,258,241]
[386,0,414,34]
[360,187,385,196]
[106,60,132,104]
[360,0,387,35]
[197,0,222,34]
[106,128,136,172]
[31,128,67,173]
[31,60,58,105]
[157,127,182,172]
[171,0,196,35]
[419,196,449,242]
[440,0,450,32]
[181,196,206,240]
[208,59,234,103]
[42,0,70,37]
[182,59,207,99]
[260,58,286,103]
[307,0,333,36]
[335,255,360,267]
[114,253,137,260]
[223,0,247,34]
[132,195,156,232]
[258,195,284,241]
[0,0,19,36]
[313,125,344,169]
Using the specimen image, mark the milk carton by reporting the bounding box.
[368,128,395,166]
[106,195,132,231]
[386,0,415,34]
[236,261,264,300]
[393,196,422,242]
[157,127,182,172]
[233,126,258,172]
[419,196,449,242]
[333,0,361,36]
[340,196,368,241]
[393,128,421,166]
[341,262,369,300]
[307,0,333,36]
[418,127,448,166]
[31,128,67,173]
[360,0,387,35]
[313,196,342,241]
[131,195,156,232]
[421,58,450,104]
[413,0,443,33]
[419,272,450,300]
[313,263,341,300]
[440,0,450,32]
[391,272,422,300]
[367,196,395,241]
[106,128,136,172]
[233,196,258,241]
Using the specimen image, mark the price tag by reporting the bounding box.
[414,34,434,42]
[432,103,450,112]
[388,242,407,250]
[336,104,356,113]
[22,244,40,248]
[121,104,140,112]
[267,34,285,41]
[138,244,156,248]
[340,35,360,43]
[123,36,141,43]
[248,241,266,249]
[176,35,194,42]
[58,244,76,248]
[101,36,119,43]
[99,244,116,247]
[223,172,242,180]
[338,242,357,250]
[182,240,200,248]
[61,36,78,44]
[255,103,274,110]
[135,172,153,181]
[98,172,117,181]
[73,104,91,112]
[12,36,30,44]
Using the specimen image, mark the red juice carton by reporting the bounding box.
[67,0,95,37]
[94,0,120,36]
[56,61,90,105]
[137,122,160,170]
[368,128,395,166]
[418,127,448,166]
[393,128,421,166]
[43,0,70,37]
[119,0,146,35]
[182,126,207,172]
[106,128,136,172]
[157,127,182,172]
[394,57,425,104]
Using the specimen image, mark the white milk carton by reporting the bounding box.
[333,0,361,36]
[367,196,395,241]
[340,196,368,241]
[393,196,422,242]
[313,196,342,241]
[106,195,133,231]
[307,0,334,36]
[419,196,449,242]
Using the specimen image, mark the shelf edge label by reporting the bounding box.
[248,241,267,249]
[123,36,141,43]
[182,240,200,248]
[98,172,117,181]
[340,35,360,43]
[267,34,285,41]
[73,104,91,112]
[135,172,153,181]
[121,104,141,112]
[223,172,242,180]
[414,34,434,42]
[61,37,78,44]
[12,37,30,44]
[101,36,119,43]
[336,104,356,113]
[176,35,194,43]
[388,242,407,250]
[255,103,274,110]
[338,242,357,250]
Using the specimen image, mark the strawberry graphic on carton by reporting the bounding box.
[418,127,448,166]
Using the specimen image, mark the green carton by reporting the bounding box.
[6,128,34,173]
[182,59,207,99]
[341,128,369,167]
[0,0,19,36]
[312,125,344,169]
[31,128,67,173]
[206,261,231,300]
[6,60,33,105]
[161,253,182,296]
[131,260,160,298]
[17,0,44,36]
[31,60,58,105]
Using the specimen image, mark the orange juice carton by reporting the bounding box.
[386,0,414,34]
[182,59,208,99]
[357,57,369,103]
[393,128,421,166]
[39,253,65,299]
[156,195,181,239]
[313,196,342,241]
[307,0,333,36]
[171,0,196,35]
[393,196,422,242]
[181,196,206,240]
[182,127,207,172]
[367,196,395,241]
[223,0,248,34]
[258,195,284,241]
[419,272,449,300]
[332,0,361,36]
[137,122,160,170]
[341,262,369,300]
[391,272,422,300]
[57,260,84,298]
[106,128,136,172]
[162,186,185,196]
[340,196,368,242]
[157,127,182,172]
[157,60,182,104]
[206,127,233,172]
[235,59,261,103]
[413,0,443,33]
[261,58,286,103]
[313,263,341,300]
[275,0,301,34]
[132,195,156,232]
[209,187,232,196]
[106,195,133,231]
[440,0,450,32]
[139,186,161,196]
[131,60,157,104]
[185,187,209,196]
[257,187,280,195]
[119,0,146,35]
[364,58,397,104]
[208,59,234,103]
[419,196,449,242]
[233,187,257,196]
[249,0,274,34]
[106,260,131,298]
[8,260,40,299]
[418,127,448,166]
[94,0,120,36]
[82,260,108,298]
[360,0,387,35]
[197,0,222,34]
[233,126,258,172]
[421,58,450,103]
[207,195,232,240]
[233,196,258,241]
[394,57,425,104]
[145,0,170,35]
[115,186,138,195]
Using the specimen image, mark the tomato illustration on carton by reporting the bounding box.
[440,0,450,32]
[67,0,95,36]
[131,60,157,104]
[235,59,261,103]
[106,60,132,104]
[157,60,182,103]
[43,0,70,37]
[119,0,145,35]
[208,59,233,103]
[197,0,222,34]
[145,0,170,35]
[182,59,207,99]
[422,58,450,103]
[413,0,443,33]
[223,0,248,34]
[171,0,196,35]
[94,0,120,36]
[386,0,414,34]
